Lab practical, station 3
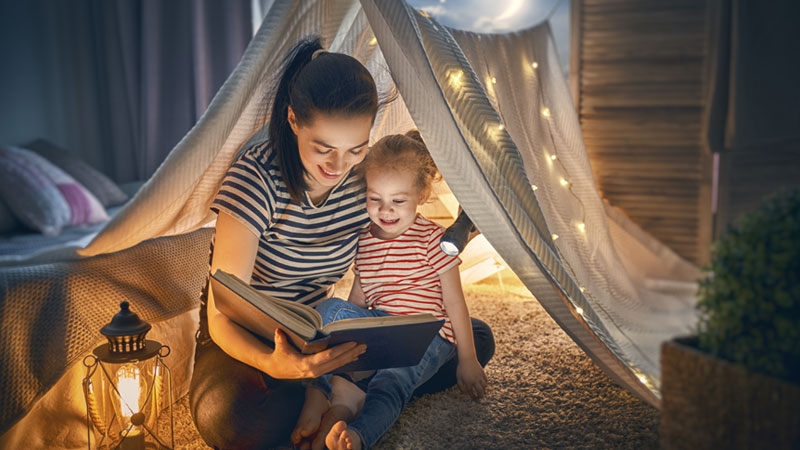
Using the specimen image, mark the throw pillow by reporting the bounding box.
[0,199,23,234]
[2,147,109,235]
[0,146,72,235]
[25,139,129,207]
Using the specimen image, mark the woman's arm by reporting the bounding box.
[208,211,365,379]
[440,266,488,399]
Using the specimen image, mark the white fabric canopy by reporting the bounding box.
[81,0,701,407]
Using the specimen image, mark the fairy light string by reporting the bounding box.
[408,6,657,392]
[474,37,656,391]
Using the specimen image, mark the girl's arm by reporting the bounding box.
[347,274,368,308]
[440,266,488,399]
[207,211,365,379]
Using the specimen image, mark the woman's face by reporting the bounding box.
[288,108,372,197]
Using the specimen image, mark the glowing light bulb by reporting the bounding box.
[559,177,569,187]
[532,62,539,69]
[369,36,378,46]
[491,76,497,84]
[531,184,538,191]
[638,374,648,384]
[550,154,558,161]
[576,307,584,316]
[579,286,586,293]
[498,124,505,131]
[449,70,464,88]
[577,222,586,232]
[552,233,559,240]
[541,107,551,118]
[117,364,142,419]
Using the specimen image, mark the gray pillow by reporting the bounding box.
[0,145,71,235]
[25,139,129,207]
[0,199,22,234]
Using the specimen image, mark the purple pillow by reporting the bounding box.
[0,146,109,235]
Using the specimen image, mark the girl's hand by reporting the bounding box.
[267,329,367,379]
[456,357,488,400]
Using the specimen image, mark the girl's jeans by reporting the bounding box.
[312,298,457,449]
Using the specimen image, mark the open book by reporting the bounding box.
[210,270,445,372]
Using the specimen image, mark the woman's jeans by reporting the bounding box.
[312,299,458,449]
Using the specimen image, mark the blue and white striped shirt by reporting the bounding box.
[212,142,370,305]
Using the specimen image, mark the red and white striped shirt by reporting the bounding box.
[354,214,460,343]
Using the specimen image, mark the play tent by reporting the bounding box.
[81,0,701,407]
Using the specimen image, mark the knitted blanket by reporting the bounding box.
[0,227,212,437]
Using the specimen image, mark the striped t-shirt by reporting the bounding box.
[354,214,460,343]
[212,142,370,306]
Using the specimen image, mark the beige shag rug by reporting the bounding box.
[171,270,660,449]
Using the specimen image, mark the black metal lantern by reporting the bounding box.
[82,301,174,450]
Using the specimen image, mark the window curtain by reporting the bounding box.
[703,0,800,233]
[0,0,252,182]
[704,0,800,153]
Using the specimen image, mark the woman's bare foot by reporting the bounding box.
[325,420,362,450]
[290,388,330,450]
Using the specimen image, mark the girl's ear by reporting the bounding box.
[287,106,299,134]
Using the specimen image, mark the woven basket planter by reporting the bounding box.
[660,336,800,450]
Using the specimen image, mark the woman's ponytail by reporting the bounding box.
[270,37,323,203]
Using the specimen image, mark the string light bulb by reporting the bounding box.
[552,233,559,241]
[532,61,538,69]
[369,36,378,46]
[559,177,569,187]
[577,222,586,232]
[449,70,464,88]
[491,76,497,84]
[541,107,551,118]
[531,184,538,191]
[575,307,584,316]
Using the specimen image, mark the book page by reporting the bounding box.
[211,270,322,341]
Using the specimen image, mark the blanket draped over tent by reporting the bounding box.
[81,0,701,407]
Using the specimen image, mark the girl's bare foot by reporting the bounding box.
[325,420,362,450]
[311,404,355,450]
[291,388,330,450]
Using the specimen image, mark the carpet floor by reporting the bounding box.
[171,271,660,449]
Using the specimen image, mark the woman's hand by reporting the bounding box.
[267,329,367,379]
[456,357,488,400]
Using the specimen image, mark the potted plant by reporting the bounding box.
[660,188,800,450]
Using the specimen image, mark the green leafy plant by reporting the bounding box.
[696,188,800,384]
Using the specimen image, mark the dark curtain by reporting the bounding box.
[704,0,800,234]
[0,0,252,182]
[705,0,800,152]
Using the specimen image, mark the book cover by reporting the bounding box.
[210,270,445,372]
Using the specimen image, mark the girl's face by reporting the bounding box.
[289,109,372,199]
[365,167,424,240]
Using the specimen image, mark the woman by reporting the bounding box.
[189,36,495,450]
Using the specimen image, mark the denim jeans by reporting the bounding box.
[313,298,457,449]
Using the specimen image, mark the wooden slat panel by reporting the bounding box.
[572,0,713,265]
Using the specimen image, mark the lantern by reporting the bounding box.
[82,301,174,449]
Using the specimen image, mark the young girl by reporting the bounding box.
[301,130,489,450]
[191,36,495,449]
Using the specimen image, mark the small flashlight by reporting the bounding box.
[440,209,476,256]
